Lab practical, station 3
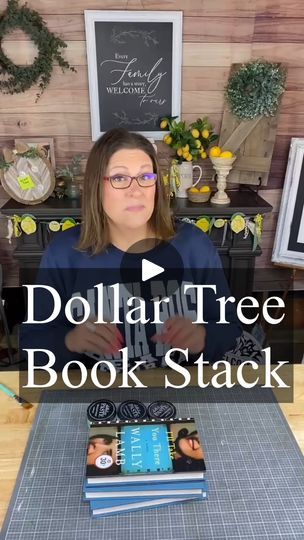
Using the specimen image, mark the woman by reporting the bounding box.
[20,128,242,371]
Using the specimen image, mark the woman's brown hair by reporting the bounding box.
[78,128,175,254]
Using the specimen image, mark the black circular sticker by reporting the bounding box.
[117,400,147,421]
[87,399,116,423]
[147,400,177,420]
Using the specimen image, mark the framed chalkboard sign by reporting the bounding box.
[84,11,182,141]
[272,138,304,270]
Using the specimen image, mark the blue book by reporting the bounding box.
[84,480,208,500]
[90,494,207,518]
[86,418,206,485]
[85,477,208,488]
[90,496,168,509]
[89,493,207,510]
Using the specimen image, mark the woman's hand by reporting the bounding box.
[65,319,124,355]
[151,316,206,354]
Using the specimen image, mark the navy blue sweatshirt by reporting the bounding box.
[20,220,243,371]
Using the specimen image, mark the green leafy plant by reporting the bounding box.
[56,155,84,181]
[0,0,76,101]
[160,116,218,163]
[225,59,286,119]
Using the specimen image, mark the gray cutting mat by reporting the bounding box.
[1,387,304,540]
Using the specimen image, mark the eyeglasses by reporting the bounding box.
[103,173,157,189]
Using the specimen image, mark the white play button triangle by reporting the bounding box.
[120,238,184,297]
[142,258,164,282]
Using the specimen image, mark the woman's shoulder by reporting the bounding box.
[174,218,214,245]
[41,225,83,267]
[172,218,220,267]
[42,225,121,268]
[47,224,81,252]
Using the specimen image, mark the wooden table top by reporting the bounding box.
[0,366,303,529]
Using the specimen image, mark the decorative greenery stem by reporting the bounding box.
[0,0,76,100]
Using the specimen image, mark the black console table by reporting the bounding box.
[0,189,272,300]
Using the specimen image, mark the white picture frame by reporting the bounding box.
[84,10,182,141]
[272,138,304,270]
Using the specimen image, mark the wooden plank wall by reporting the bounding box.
[0,0,304,288]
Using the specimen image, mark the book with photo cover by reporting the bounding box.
[86,418,206,485]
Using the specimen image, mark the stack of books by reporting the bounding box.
[84,417,208,517]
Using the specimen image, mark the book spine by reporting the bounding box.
[89,417,194,426]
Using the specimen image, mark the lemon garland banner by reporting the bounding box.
[4,213,263,251]
[4,215,81,243]
[194,213,263,251]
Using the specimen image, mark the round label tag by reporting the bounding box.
[95,455,113,469]
[117,400,147,421]
[147,400,177,420]
[87,399,116,423]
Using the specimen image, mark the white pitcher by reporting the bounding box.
[176,161,203,198]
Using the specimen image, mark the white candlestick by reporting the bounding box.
[210,156,236,205]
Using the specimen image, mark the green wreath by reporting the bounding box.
[225,60,286,120]
[0,0,76,101]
